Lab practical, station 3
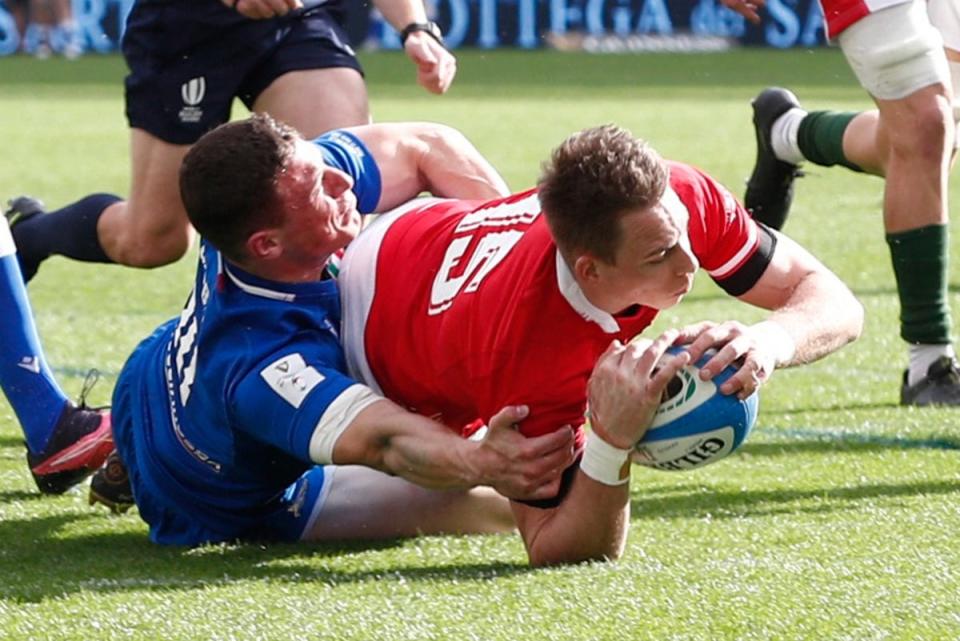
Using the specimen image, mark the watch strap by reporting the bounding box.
[399,21,445,48]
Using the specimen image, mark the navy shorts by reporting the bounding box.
[123,0,363,145]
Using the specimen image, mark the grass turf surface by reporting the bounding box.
[0,49,959,640]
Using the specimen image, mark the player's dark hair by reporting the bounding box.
[537,124,668,264]
[179,113,298,260]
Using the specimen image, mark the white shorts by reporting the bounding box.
[928,0,960,51]
[839,0,949,100]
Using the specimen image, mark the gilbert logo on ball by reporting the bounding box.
[632,347,758,471]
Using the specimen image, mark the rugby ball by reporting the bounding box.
[632,347,758,471]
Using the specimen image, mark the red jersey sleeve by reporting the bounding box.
[670,161,777,297]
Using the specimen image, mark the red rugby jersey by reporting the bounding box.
[818,0,910,38]
[339,162,773,449]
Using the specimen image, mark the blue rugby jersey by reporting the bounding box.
[112,130,381,545]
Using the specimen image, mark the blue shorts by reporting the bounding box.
[123,0,363,145]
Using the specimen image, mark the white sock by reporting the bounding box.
[770,107,807,165]
[908,343,955,387]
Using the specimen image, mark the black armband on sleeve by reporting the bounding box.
[712,223,778,297]
[513,455,581,510]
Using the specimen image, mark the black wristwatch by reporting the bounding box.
[399,21,445,47]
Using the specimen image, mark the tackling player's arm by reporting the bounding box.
[345,123,511,209]
[330,397,576,500]
[509,334,690,567]
[231,356,574,501]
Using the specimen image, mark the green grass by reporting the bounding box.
[1,49,959,640]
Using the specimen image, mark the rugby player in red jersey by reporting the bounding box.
[339,124,864,565]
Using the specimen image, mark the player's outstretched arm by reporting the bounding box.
[677,231,864,397]
[510,333,690,567]
[346,122,511,209]
[331,399,576,501]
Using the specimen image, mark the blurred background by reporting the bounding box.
[0,0,828,58]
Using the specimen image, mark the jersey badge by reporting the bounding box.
[260,353,325,408]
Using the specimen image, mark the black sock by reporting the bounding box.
[11,193,120,281]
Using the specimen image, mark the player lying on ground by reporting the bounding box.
[335,123,863,565]
[97,115,576,546]
[98,116,862,565]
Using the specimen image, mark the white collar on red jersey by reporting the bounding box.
[554,249,620,333]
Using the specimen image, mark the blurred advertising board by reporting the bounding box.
[0,0,826,57]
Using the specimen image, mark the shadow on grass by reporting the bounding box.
[0,513,531,603]
[630,478,960,522]
[0,434,25,449]
[743,427,960,457]
[0,489,47,502]
[764,400,901,415]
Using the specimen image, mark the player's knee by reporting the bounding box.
[120,225,195,267]
[889,97,953,163]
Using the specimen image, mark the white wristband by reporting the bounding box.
[580,433,632,486]
[750,320,797,366]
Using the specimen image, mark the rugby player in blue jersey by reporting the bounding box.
[97,115,579,545]
[7,0,454,280]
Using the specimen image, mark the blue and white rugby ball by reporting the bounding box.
[632,347,758,471]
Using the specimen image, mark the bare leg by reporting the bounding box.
[96,129,194,267]
[873,84,953,233]
[253,67,371,138]
[302,466,515,541]
[98,68,369,268]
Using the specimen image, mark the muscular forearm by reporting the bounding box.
[356,122,509,211]
[412,125,510,200]
[330,399,576,501]
[738,232,864,370]
[332,400,481,490]
[757,269,863,367]
[513,470,631,566]
[508,333,686,566]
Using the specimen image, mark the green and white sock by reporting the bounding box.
[796,110,863,171]
[886,224,954,385]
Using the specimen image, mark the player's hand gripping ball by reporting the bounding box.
[632,347,758,471]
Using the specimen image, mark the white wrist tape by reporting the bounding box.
[580,433,632,486]
[751,320,797,366]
